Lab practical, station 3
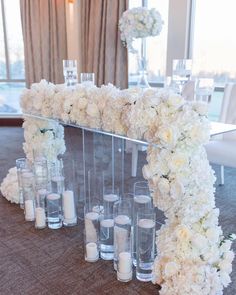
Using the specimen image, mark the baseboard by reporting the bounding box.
[0,118,23,126]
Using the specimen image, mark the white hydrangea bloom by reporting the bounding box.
[119,7,163,52]
[0,167,19,204]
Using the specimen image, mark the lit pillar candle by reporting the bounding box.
[117,252,132,282]
[85,212,99,242]
[35,207,46,229]
[114,215,130,252]
[25,199,35,221]
[63,190,76,220]
[86,242,99,262]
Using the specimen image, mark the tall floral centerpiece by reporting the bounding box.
[119,6,163,88]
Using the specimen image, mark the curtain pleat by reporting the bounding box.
[20,0,67,87]
[80,0,128,89]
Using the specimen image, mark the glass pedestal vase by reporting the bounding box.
[136,38,150,89]
[137,57,150,89]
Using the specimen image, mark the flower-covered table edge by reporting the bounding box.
[1,80,235,295]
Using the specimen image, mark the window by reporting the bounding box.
[191,0,236,87]
[190,0,236,121]
[0,0,25,115]
[128,0,169,86]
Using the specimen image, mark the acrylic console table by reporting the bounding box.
[24,113,236,218]
[24,113,153,218]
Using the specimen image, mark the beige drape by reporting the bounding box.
[80,0,128,89]
[20,0,67,87]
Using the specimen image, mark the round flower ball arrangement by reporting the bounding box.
[0,7,234,295]
[119,6,163,88]
[119,6,163,53]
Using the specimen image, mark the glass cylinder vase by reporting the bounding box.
[63,190,77,226]
[63,59,78,87]
[113,198,132,274]
[35,189,47,229]
[16,158,31,209]
[133,181,152,266]
[33,156,49,191]
[84,201,100,262]
[136,209,156,282]
[137,38,150,89]
[21,170,35,221]
[99,185,119,260]
[50,159,65,195]
[46,193,62,229]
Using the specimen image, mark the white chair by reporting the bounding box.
[205,83,236,185]
[182,80,195,101]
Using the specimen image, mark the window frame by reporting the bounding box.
[0,0,25,83]
[188,0,226,92]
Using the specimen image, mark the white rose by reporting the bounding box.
[142,164,155,179]
[164,261,180,277]
[193,101,208,116]
[220,240,232,253]
[86,103,100,117]
[151,175,160,186]
[219,260,232,273]
[204,209,219,227]
[169,152,188,173]
[220,271,231,287]
[203,245,220,264]
[158,178,170,195]
[167,94,184,108]
[77,97,88,109]
[191,233,208,251]
[223,250,234,262]
[170,179,184,198]
[189,124,209,144]
[176,225,192,241]
[157,125,178,147]
[205,227,220,243]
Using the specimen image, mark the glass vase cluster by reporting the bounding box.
[16,156,77,230]
[83,177,157,283]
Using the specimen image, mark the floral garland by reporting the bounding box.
[0,167,19,204]
[10,80,236,293]
[119,7,163,53]
[22,117,66,163]
[0,114,66,204]
[141,101,234,294]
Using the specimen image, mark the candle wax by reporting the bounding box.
[86,242,99,262]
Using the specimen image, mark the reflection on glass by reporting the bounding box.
[172,59,192,94]
[195,78,214,103]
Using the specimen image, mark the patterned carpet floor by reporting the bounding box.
[0,126,235,295]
